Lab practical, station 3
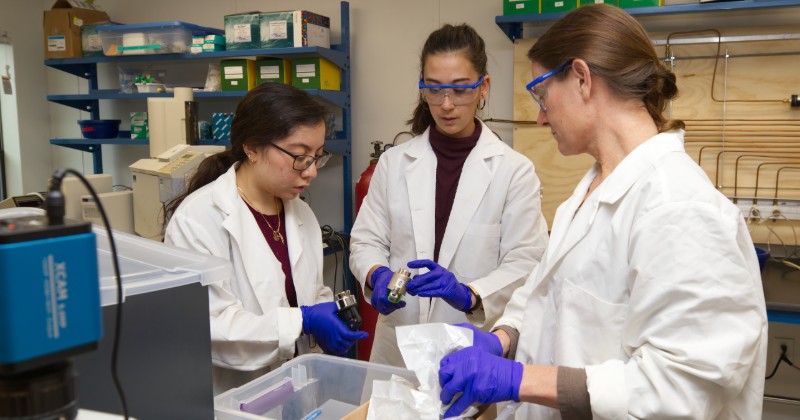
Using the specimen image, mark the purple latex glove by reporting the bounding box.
[301,302,368,355]
[370,266,407,315]
[406,259,473,312]
[454,323,502,356]
[439,346,524,418]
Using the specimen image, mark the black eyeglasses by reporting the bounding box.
[270,143,332,171]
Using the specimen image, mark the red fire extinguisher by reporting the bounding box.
[354,141,390,361]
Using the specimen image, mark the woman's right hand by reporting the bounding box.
[301,302,368,355]
[370,266,407,315]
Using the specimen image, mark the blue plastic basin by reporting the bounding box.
[78,119,121,139]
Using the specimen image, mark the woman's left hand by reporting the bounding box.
[406,259,473,312]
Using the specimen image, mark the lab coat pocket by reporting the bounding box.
[453,222,501,279]
[558,279,628,366]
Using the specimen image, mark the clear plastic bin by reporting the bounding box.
[215,354,419,420]
[97,21,223,56]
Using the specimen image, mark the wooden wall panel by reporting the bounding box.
[512,26,800,247]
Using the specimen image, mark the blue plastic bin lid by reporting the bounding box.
[95,21,223,36]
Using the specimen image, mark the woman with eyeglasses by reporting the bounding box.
[437,5,767,419]
[164,82,367,395]
[349,23,549,368]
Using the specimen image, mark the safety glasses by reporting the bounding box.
[418,75,485,106]
[525,60,573,112]
[270,143,332,171]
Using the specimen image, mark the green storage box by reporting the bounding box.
[130,112,148,139]
[504,0,538,15]
[579,0,618,5]
[291,58,340,91]
[260,11,331,49]
[224,12,260,50]
[619,0,660,7]
[256,59,291,85]
[541,0,577,13]
[221,59,257,91]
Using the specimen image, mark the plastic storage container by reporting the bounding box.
[97,21,223,56]
[215,354,418,420]
[78,119,121,139]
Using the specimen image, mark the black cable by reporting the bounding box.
[49,169,129,419]
[765,345,786,379]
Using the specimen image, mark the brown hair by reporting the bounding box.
[407,23,488,135]
[527,4,684,132]
[165,82,328,219]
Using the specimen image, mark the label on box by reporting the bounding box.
[73,17,84,27]
[224,66,244,79]
[87,34,101,50]
[296,64,316,78]
[233,24,252,42]
[48,36,66,52]
[269,21,288,40]
[260,66,280,79]
[302,78,310,83]
[517,3,525,8]
[556,1,564,5]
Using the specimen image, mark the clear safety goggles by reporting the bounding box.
[525,60,572,113]
[418,75,485,106]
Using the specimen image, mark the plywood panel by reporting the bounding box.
[513,26,800,246]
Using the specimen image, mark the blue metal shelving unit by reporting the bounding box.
[496,0,800,40]
[45,1,354,240]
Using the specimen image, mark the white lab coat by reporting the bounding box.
[164,164,332,394]
[350,121,549,367]
[495,130,768,419]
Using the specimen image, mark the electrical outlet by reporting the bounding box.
[774,337,795,362]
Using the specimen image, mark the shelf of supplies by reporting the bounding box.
[48,89,349,111]
[44,46,347,78]
[50,136,349,152]
[496,0,800,40]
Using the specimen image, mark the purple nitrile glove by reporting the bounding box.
[454,323,502,357]
[301,302,368,355]
[370,266,407,315]
[406,259,472,312]
[439,346,524,418]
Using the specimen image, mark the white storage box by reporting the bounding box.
[215,354,418,419]
[98,21,223,56]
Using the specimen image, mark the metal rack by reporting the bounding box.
[44,1,354,235]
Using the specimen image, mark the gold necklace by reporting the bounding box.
[236,186,285,244]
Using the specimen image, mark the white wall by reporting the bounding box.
[0,0,53,196]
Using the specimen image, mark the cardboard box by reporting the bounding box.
[292,57,340,91]
[221,59,257,91]
[256,58,291,85]
[259,10,331,49]
[541,0,578,13]
[503,0,539,15]
[44,0,111,59]
[224,12,260,51]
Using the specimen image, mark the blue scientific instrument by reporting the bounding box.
[0,179,101,419]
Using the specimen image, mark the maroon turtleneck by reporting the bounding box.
[242,200,297,307]
[429,120,481,261]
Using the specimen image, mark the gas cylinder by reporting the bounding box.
[355,141,389,361]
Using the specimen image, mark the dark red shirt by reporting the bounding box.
[429,121,481,261]
[243,200,297,307]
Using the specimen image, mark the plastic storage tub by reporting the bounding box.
[215,354,419,420]
[97,21,223,56]
[78,119,121,139]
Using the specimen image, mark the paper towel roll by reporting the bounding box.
[173,87,194,102]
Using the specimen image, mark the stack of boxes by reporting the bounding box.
[502,0,663,14]
[221,10,337,92]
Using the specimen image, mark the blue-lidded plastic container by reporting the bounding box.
[96,21,223,56]
[78,120,121,139]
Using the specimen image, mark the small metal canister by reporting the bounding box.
[387,268,411,303]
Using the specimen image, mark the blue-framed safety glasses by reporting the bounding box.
[525,60,573,112]
[418,75,486,105]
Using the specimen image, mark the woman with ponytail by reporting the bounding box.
[349,23,549,368]
[438,5,767,419]
[164,83,366,395]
